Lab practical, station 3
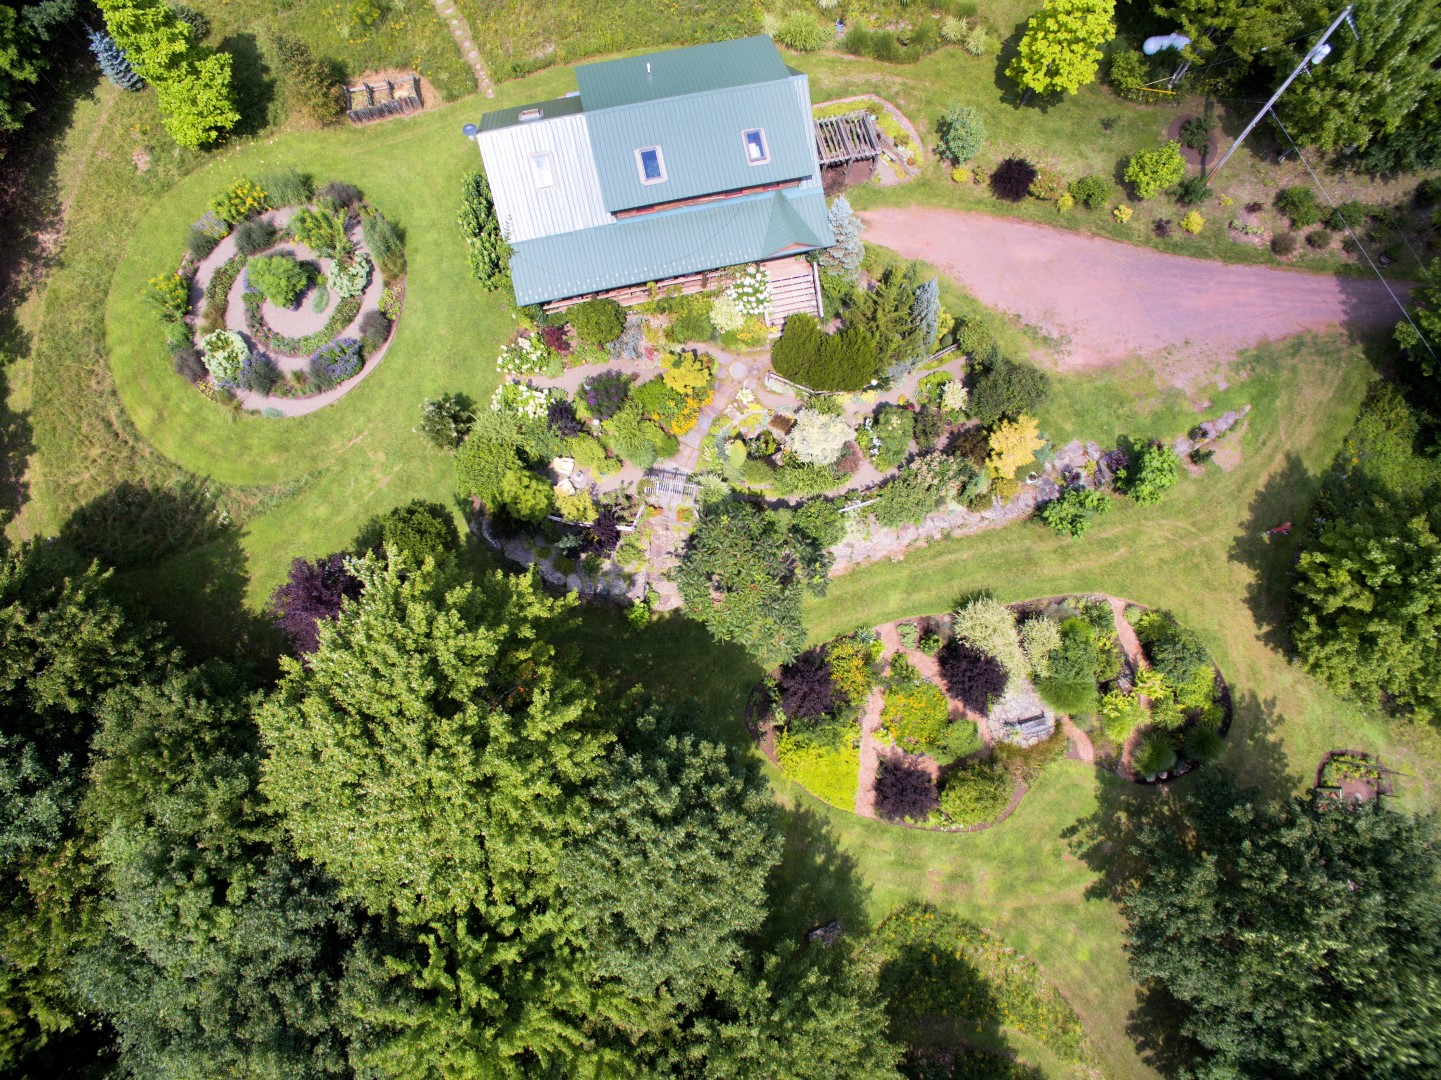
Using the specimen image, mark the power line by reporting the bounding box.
[1269,113,1437,366]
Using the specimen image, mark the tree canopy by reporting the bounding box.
[1007,0,1116,97]
[1121,770,1441,1076]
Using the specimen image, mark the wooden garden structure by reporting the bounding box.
[346,75,423,125]
[814,111,881,185]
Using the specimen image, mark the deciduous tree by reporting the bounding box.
[1122,770,1441,1076]
[1007,0,1116,97]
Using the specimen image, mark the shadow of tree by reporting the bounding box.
[1224,691,1292,802]
[1226,450,1313,653]
[0,313,36,521]
[220,33,277,139]
[760,800,871,948]
[56,480,281,667]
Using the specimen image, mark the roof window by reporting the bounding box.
[529,152,555,189]
[518,107,544,122]
[742,128,769,165]
[635,146,667,185]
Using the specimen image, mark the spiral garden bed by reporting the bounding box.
[147,172,406,417]
[751,593,1232,830]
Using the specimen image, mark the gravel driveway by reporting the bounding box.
[860,208,1410,379]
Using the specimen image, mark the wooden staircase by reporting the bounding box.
[764,257,822,329]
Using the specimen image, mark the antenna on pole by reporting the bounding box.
[1205,5,1354,184]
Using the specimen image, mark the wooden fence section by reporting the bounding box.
[346,75,423,125]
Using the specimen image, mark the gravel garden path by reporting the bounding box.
[859,207,1411,381]
[189,208,395,417]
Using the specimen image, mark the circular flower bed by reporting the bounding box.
[749,594,1232,828]
[147,170,406,415]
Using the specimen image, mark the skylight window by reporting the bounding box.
[742,128,769,165]
[635,146,667,185]
[529,152,555,189]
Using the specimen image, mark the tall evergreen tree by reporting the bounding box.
[257,551,612,1075]
[87,26,142,89]
[818,195,864,283]
[0,541,159,1068]
[73,666,358,1078]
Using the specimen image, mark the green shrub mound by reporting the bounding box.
[770,312,878,391]
[938,760,1011,827]
[246,254,310,308]
[568,298,627,346]
[937,103,986,164]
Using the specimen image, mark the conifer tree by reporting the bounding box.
[818,195,864,282]
[87,26,142,90]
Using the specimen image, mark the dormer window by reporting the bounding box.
[635,145,667,185]
[742,128,769,165]
[529,152,555,188]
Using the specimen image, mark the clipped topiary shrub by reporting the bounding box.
[990,158,1037,202]
[247,253,310,307]
[568,298,627,345]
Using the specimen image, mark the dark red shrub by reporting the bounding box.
[548,398,584,437]
[874,755,939,822]
[270,553,362,654]
[946,425,989,467]
[990,158,1037,202]
[938,640,1008,714]
[835,441,862,476]
[777,647,836,723]
[583,510,621,555]
[540,323,571,355]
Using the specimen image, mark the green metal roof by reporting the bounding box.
[586,76,816,213]
[478,94,583,133]
[508,189,834,305]
[573,35,791,111]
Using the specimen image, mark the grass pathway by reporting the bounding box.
[431,0,493,97]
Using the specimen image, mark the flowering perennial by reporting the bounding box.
[491,381,549,419]
[725,263,770,318]
[496,333,554,376]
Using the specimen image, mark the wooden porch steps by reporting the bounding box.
[765,262,821,328]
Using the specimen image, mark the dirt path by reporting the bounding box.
[860,207,1410,384]
[431,0,493,97]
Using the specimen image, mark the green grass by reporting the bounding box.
[190,0,474,104]
[452,0,753,81]
[24,69,580,650]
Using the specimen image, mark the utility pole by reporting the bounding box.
[1205,5,1355,182]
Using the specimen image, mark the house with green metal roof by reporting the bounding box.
[473,35,835,323]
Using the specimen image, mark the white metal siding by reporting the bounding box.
[476,114,614,244]
[790,74,824,192]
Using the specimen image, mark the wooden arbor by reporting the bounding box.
[814,111,881,187]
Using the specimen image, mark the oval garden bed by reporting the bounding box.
[750,593,1231,829]
[146,171,406,416]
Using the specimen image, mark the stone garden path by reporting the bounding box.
[860,207,1411,382]
[431,0,493,97]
